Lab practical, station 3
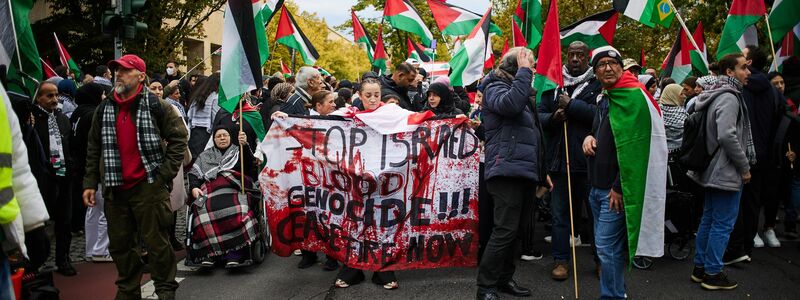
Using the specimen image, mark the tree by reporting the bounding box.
[32,0,226,77]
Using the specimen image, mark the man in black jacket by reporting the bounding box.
[379,62,417,110]
[475,47,548,300]
[281,66,322,116]
[538,41,601,280]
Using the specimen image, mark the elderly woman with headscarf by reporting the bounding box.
[187,125,259,268]
[659,83,689,153]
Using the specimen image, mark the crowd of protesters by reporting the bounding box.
[1,42,799,300]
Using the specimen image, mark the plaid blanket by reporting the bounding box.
[190,171,258,259]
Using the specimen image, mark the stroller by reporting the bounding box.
[633,159,696,270]
[184,175,270,268]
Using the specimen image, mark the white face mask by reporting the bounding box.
[166,67,175,76]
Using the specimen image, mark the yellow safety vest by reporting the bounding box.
[0,91,20,225]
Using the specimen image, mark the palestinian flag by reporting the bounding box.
[660,29,692,84]
[559,10,618,49]
[276,6,319,65]
[534,0,562,101]
[252,0,275,66]
[640,48,646,67]
[449,7,492,87]
[261,0,283,22]
[407,37,431,62]
[770,23,800,72]
[3,0,41,96]
[426,0,502,37]
[512,19,528,47]
[769,0,800,45]
[40,57,57,79]
[314,66,331,77]
[689,22,709,75]
[218,0,266,140]
[484,36,495,70]
[384,0,433,46]
[716,0,765,60]
[501,38,509,58]
[372,25,388,74]
[280,59,291,76]
[613,0,674,28]
[53,33,80,78]
[351,9,376,64]
[605,68,667,262]
[514,0,543,49]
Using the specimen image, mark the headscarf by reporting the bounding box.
[638,75,656,91]
[425,82,456,115]
[659,84,685,107]
[190,125,240,181]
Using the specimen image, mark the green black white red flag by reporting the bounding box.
[513,0,543,49]
[768,0,800,45]
[660,29,692,84]
[351,9,376,64]
[688,22,709,75]
[716,0,765,60]
[384,0,434,46]
[407,37,431,62]
[372,25,388,74]
[770,23,800,72]
[219,0,267,140]
[559,10,618,49]
[448,6,492,87]
[426,0,502,37]
[53,33,80,79]
[534,0,562,101]
[276,5,320,65]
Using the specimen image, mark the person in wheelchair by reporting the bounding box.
[188,125,259,268]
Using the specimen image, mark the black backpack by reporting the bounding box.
[677,94,730,171]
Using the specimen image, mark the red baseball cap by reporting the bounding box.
[108,54,146,73]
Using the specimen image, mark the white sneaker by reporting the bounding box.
[544,235,582,246]
[763,229,781,247]
[544,236,552,243]
[293,249,302,256]
[753,233,765,248]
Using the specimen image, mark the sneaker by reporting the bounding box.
[691,266,705,283]
[701,272,738,290]
[91,255,113,262]
[544,236,552,243]
[293,249,302,256]
[56,261,77,277]
[544,235,582,246]
[753,233,765,248]
[551,263,569,281]
[520,250,543,261]
[200,258,215,267]
[723,250,750,266]
[763,229,781,247]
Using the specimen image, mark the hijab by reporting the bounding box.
[659,83,685,107]
[190,126,239,181]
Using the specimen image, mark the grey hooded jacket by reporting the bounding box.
[687,86,752,192]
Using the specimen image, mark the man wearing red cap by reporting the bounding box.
[82,54,188,300]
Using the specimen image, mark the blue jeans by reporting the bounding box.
[550,172,594,263]
[589,188,626,300]
[786,175,800,229]
[694,187,742,275]
[0,253,12,300]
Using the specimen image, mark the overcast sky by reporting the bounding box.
[292,0,492,39]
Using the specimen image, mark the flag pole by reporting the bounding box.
[763,13,777,66]
[239,93,246,194]
[666,0,708,68]
[179,49,219,81]
[562,117,580,299]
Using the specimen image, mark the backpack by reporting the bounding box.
[677,95,723,172]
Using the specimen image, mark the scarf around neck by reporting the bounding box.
[562,65,595,97]
[190,143,240,182]
[37,106,66,176]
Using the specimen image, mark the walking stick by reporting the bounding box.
[563,120,580,299]
[239,93,246,194]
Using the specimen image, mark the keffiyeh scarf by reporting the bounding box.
[101,87,164,187]
[189,144,240,182]
[37,106,66,176]
[562,65,595,97]
[718,75,757,165]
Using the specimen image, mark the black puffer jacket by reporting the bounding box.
[379,74,413,110]
[743,69,784,169]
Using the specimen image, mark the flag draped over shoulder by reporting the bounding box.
[384,0,434,46]
[717,0,765,60]
[448,7,492,87]
[276,5,320,66]
[426,0,502,37]
[4,0,41,96]
[219,0,266,140]
[559,10,619,49]
[351,9,376,64]
[605,71,667,262]
[534,0,562,102]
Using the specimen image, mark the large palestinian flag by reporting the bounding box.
[514,0,543,49]
[769,0,800,45]
[219,0,266,140]
[426,0,502,37]
[534,0,562,101]
[253,0,283,65]
[717,0,765,60]
[275,6,319,65]
[384,0,433,46]
[449,7,492,86]
[613,0,674,28]
[351,9,376,64]
[560,10,618,49]
[605,69,667,262]
[770,23,800,72]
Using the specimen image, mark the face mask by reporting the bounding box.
[166,67,175,76]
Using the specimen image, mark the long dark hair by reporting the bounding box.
[189,73,219,109]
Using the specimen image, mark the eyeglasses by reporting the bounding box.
[596,61,620,70]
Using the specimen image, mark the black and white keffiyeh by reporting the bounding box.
[37,106,66,177]
[101,88,164,187]
[562,65,595,97]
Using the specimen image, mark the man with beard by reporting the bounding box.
[83,54,188,300]
[538,41,601,280]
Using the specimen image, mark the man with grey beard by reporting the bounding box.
[82,54,188,300]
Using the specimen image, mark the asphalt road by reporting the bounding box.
[175,240,800,299]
